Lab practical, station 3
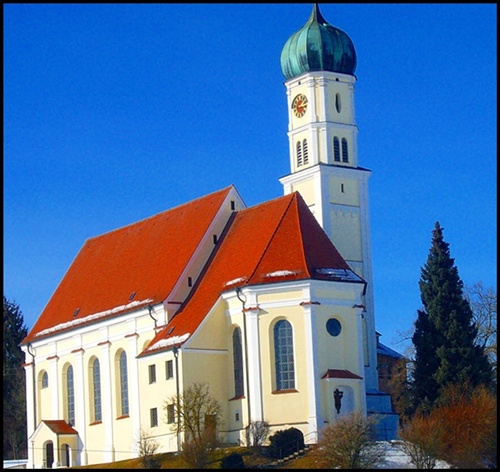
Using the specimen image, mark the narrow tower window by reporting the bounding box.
[333,137,340,162]
[335,93,342,113]
[302,139,308,165]
[296,141,303,167]
[342,138,349,163]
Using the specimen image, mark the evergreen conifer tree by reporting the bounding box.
[3,296,28,459]
[410,223,492,414]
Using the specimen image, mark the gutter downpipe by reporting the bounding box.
[173,346,180,451]
[147,304,157,330]
[235,287,251,436]
[27,343,37,432]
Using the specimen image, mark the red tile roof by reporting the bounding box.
[23,186,363,350]
[22,187,234,344]
[143,191,363,355]
[42,420,78,435]
[322,369,363,380]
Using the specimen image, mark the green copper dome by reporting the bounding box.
[280,4,357,80]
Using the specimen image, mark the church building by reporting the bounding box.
[21,5,398,468]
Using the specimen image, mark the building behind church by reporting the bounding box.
[21,5,400,468]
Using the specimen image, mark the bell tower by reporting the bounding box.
[279,4,378,391]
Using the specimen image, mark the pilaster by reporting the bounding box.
[98,340,115,463]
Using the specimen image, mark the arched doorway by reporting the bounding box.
[61,443,71,467]
[44,441,54,468]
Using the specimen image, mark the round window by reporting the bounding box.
[326,318,342,337]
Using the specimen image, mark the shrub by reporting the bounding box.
[432,383,497,469]
[220,452,245,469]
[268,427,304,459]
[314,411,384,469]
[398,414,444,469]
[135,429,160,469]
[245,420,270,447]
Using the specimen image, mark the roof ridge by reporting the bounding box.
[167,211,238,321]
[245,193,298,282]
[292,192,311,276]
[86,186,235,242]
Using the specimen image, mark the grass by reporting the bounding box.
[69,445,320,469]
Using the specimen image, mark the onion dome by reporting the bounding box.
[280,3,357,80]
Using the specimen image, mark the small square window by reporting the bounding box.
[150,408,158,427]
[166,360,174,380]
[167,404,175,424]
[148,364,156,384]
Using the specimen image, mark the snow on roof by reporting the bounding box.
[146,333,190,352]
[315,268,363,282]
[224,276,247,287]
[264,270,299,278]
[35,298,153,338]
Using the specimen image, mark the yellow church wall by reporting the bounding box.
[323,77,354,124]
[181,350,228,400]
[289,179,315,206]
[329,175,359,206]
[257,289,304,305]
[137,352,179,453]
[314,287,358,302]
[186,300,227,351]
[84,422,106,464]
[315,306,361,375]
[224,301,250,444]
[181,350,230,440]
[258,305,309,427]
[329,208,362,262]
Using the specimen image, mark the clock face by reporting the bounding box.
[292,93,308,118]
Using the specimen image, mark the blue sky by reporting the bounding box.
[4,3,497,353]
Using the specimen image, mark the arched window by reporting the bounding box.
[302,139,308,165]
[342,138,349,163]
[119,351,129,416]
[333,137,341,162]
[42,371,48,389]
[66,365,75,426]
[232,328,244,398]
[335,93,342,113]
[92,358,102,422]
[274,320,295,390]
[296,141,303,167]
